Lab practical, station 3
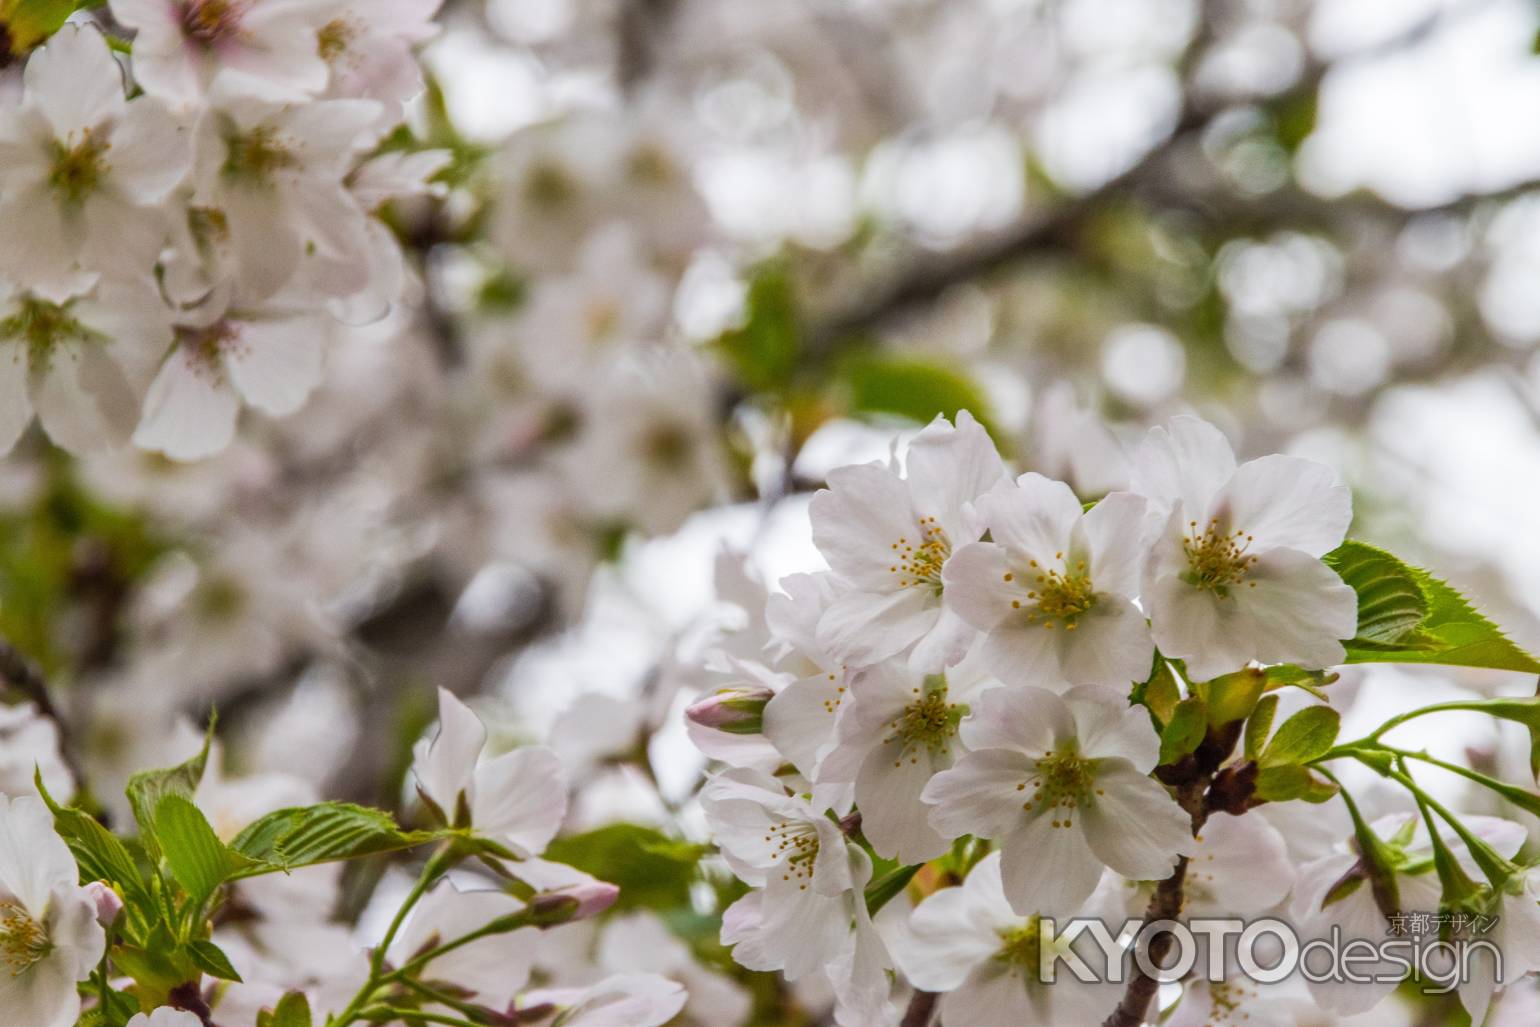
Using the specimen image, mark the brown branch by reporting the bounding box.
[0,639,87,794]
[805,0,1502,354]
[899,990,938,1027]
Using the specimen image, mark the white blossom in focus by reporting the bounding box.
[890,851,1122,1026]
[944,474,1153,690]
[412,688,568,857]
[1132,416,1357,680]
[810,411,1006,673]
[922,685,1194,915]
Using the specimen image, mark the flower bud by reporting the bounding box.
[84,881,123,927]
[685,685,772,735]
[526,880,620,926]
[565,879,620,919]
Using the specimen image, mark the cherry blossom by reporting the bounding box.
[810,410,1006,673]
[891,851,1122,1026]
[412,688,569,857]
[0,795,106,1027]
[1132,416,1358,680]
[923,685,1195,915]
[944,474,1154,690]
[0,25,190,298]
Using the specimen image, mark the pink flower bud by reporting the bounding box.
[685,685,772,734]
[566,879,620,919]
[84,881,123,927]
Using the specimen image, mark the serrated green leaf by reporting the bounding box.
[1254,764,1338,803]
[1260,705,1340,767]
[1159,696,1207,766]
[230,802,425,873]
[1244,694,1279,762]
[155,794,255,911]
[1324,541,1540,673]
[127,724,213,861]
[1324,541,1434,650]
[36,771,148,906]
[188,939,243,982]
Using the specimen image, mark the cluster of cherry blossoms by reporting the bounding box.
[685,412,1540,1026]
[0,685,690,1027]
[0,1,447,462]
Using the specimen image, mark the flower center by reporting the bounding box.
[222,125,296,183]
[1205,979,1260,1024]
[0,902,50,976]
[1007,554,1096,630]
[1020,747,1101,829]
[889,516,950,594]
[0,296,100,372]
[1181,519,1258,597]
[49,131,110,205]
[763,820,819,890]
[184,0,243,45]
[884,679,964,766]
[994,917,1044,969]
[317,17,357,61]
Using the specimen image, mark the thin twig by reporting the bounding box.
[0,639,87,792]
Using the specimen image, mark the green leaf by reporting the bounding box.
[714,262,800,394]
[1325,541,1540,672]
[258,993,313,1027]
[1260,706,1340,767]
[543,824,696,913]
[230,802,425,873]
[3,0,76,52]
[155,794,255,911]
[36,771,148,905]
[842,354,999,443]
[127,725,213,861]
[188,939,243,982]
[1159,697,1207,766]
[1254,764,1339,803]
[1244,695,1279,763]
[1140,659,1181,728]
[1203,668,1266,727]
[865,863,921,917]
[1324,541,1433,650]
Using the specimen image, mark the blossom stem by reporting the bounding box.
[360,1008,480,1027]
[400,978,496,1020]
[330,845,456,1027]
[899,990,938,1027]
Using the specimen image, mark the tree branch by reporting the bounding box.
[805,0,1504,354]
[0,639,86,793]
[899,990,938,1027]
